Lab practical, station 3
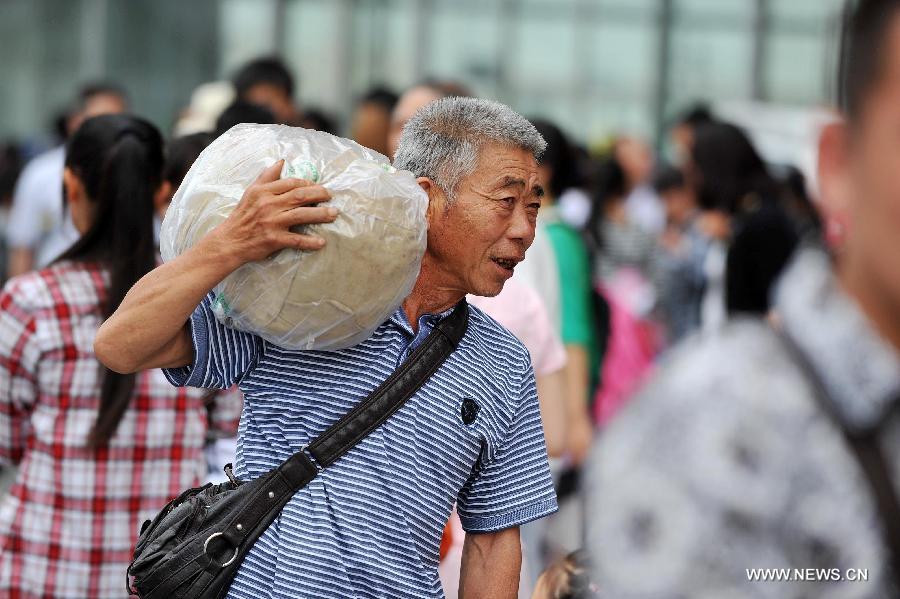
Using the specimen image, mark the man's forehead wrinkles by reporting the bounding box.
[494,176,527,189]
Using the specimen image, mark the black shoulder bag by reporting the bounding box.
[127,300,469,599]
[776,327,900,590]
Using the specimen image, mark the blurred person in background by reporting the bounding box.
[554,142,594,231]
[524,119,600,597]
[531,120,598,465]
[531,550,597,599]
[215,100,277,137]
[587,0,900,595]
[587,156,660,427]
[0,114,213,598]
[615,137,665,236]
[152,132,218,250]
[232,56,299,125]
[653,165,710,344]
[172,81,235,137]
[299,107,338,135]
[664,104,728,330]
[779,164,823,240]
[587,156,659,295]
[158,132,216,219]
[388,82,447,158]
[6,82,128,278]
[690,120,798,316]
[387,80,471,159]
[668,103,715,165]
[351,86,399,156]
[0,143,24,285]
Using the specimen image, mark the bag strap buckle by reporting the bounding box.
[300,444,324,473]
[204,532,239,568]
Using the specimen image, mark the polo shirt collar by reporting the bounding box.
[388,304,456,337]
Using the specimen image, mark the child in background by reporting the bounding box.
[653,165,711,344]
[532,550,598,599]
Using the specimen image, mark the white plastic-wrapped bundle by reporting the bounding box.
[160,124,428,350]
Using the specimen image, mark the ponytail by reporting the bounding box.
[57,114,164,447]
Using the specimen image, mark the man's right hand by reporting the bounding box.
[95,160,337,374]
[209,159,337,267]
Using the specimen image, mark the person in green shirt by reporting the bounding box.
[533,120,602,464]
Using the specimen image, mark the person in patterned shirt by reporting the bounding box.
[586,1,900,597]
[0,114,217,598]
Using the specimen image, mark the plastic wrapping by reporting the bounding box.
[160,124,428,350]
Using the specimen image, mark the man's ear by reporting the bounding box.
[416,176,443,227]
[62,167,83,208]
[817,119,853,249]
[416,176,433,195]
[154,181,173,220]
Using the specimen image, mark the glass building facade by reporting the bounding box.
[0,0,845,146]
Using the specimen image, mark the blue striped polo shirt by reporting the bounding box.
[164,294,557,598]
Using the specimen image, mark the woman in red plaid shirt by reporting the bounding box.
[0,115,213,598]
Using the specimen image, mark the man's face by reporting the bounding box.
[244,83,297,124]
[670,123,694,165]
[352,102,391,156]
[839,16,900,318]
[68,93,127,136]
[423,143,543,298]
[615,137,653,186]
[662,187,695,225]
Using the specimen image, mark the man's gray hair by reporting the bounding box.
[393,97,546,200]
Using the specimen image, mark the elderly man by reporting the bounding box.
[587,0,900,597]
[96,97,557,598]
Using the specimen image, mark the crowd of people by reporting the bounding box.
[1,0,899,596]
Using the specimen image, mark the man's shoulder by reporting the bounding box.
[589,318,890,597]
[593,318,826,489]
[14,147,64,199]
[462,302,531,370]
[1,261,90,313]
[612,319,816,436]
[659,318,801,393]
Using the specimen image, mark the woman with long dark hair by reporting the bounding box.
[689,121,799,315]
[0,114,210,597]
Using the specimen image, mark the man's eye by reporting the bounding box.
[499,197,515,207]
[528,202,542,211]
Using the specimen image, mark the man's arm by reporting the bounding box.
[562,345,593,464]
[535,368,567,457]
[94,160,336,374]
[458,527,521,599]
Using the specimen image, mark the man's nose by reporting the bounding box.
[507,204,536,246]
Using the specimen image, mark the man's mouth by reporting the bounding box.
[491,257,519,272]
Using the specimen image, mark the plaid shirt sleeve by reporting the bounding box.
[164,292,262,390]
[0,284,41,465]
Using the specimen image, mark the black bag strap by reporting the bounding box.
[128,301,469,597]
[775,327,900,582]
[283,298,469,481]
[205,300,469,558]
